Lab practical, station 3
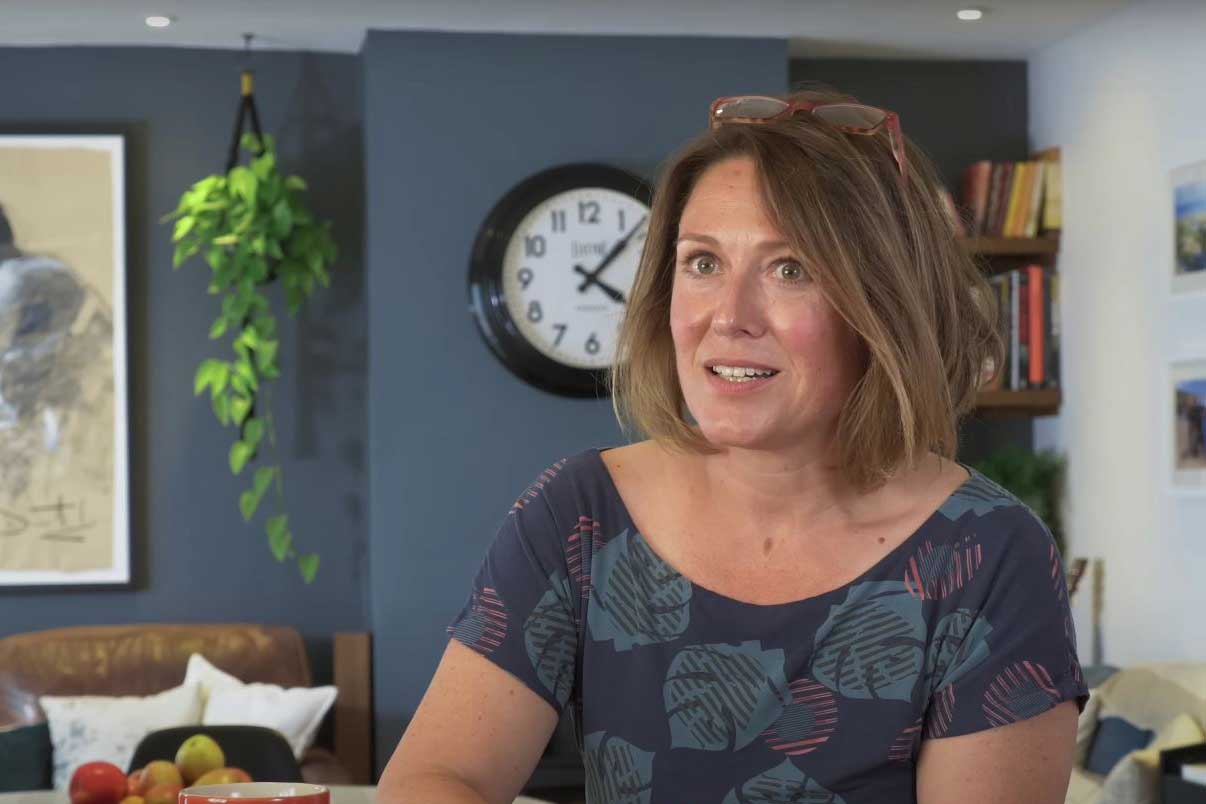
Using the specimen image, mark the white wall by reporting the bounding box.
[1029,0,1206,667]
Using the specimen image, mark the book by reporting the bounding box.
[1028,265,1044,387]
[984,163,1005,238]
[1017,269,1030,388]
[1025,162,1047,238]
[961,160,992,237]
[1047,272,1061,388]
[1003,162,1026,238]
[1010,163,1033,237]
[1010,270,1020,389]
[1036,147,1063,232]
[992,162,1016,237]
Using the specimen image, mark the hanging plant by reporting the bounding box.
[162,132,335,583]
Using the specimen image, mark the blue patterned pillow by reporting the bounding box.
[1085,716,1155,775]
[0,722,52,791]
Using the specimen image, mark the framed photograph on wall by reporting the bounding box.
[0,134,129,586]
[1173,159,1206,294]
[1171,357,1206,495]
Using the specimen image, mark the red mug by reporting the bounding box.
[178,783,330,804]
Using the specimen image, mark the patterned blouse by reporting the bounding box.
[448,447,1090,803]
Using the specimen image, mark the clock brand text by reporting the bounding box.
[571,240,609,258]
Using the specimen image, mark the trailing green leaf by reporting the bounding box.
[298,553,319,584]
[229,440,253,475]
[267,514,291,561]
[168,135,335,582]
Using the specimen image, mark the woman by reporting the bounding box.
[379,86,1089,803]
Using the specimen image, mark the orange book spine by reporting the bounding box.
[1028,264,1044,386]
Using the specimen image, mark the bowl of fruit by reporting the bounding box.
[68,733,252,804]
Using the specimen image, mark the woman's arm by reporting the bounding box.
[915,699,1079,804]
[377,639,561,804]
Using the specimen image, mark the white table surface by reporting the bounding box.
[0,787,553,803]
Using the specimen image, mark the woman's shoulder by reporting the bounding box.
[508,444,632,524]
[926,466,1067,598]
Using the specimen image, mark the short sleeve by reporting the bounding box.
[446,460,578,715]
[923,506,1091,740]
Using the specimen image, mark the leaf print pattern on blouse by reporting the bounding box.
[925,608,993,692]
[721,758,847,804]
[446,586,508,655]
[588,528,692,651]
[523,571,576,707]
[938,472,1015,521]
[664,641,790,751]
[762,677,839,757]
[810,581,926,702]
[583,731,655,804]
[982,660,1060,727]
[903,534,984,600]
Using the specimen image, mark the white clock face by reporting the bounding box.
[502,187,650,370]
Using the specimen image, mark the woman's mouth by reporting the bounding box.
[706,365,780,393]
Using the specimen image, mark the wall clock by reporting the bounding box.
[468,163,652,398]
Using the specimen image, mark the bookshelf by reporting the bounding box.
[960,235,1062,415]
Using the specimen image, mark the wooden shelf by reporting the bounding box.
[974,388,1061,416]
[959,236,1060,257]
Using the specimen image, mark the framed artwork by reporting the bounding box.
[1173,159,1206,294]
[1171,357,1206,495]
[0,134,129,586]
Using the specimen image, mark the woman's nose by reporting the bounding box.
[710,273,765,338]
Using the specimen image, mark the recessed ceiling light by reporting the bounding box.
[145,15,174,28]
[957,8,985,21]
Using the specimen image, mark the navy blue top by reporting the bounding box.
[448,447,1090,803]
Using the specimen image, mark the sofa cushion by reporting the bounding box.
[184,654,336,761]
[0,722,52,791]
[1086,717,1154,775]
[39,682,202,788]
[1066,767,1105,804]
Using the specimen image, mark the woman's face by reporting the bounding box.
[669,155,866,453]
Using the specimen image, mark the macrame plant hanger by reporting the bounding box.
[226,33,265,172]
[225,32,267,450]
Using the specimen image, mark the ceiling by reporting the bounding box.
[1,0,1133,60]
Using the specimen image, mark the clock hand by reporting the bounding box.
[573,265,627,304]
[576,214,649,291]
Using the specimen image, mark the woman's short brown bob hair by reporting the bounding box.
[609,84,1002,492]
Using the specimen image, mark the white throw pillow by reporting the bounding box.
[39,682,202,789]
[182,653,337,760]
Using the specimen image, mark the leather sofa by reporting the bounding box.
[0,623,372,785]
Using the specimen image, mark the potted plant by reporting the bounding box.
[971,445,1067,557]
[163,133,335,582]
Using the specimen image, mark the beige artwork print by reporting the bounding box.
[0,145,117,572]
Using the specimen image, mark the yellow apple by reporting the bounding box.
[174,734,225,784]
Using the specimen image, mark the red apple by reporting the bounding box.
[69,761,128,804]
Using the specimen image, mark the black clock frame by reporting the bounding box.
[468,162,653,398]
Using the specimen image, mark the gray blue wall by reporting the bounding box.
[0,47,369,683]
[362,30,787,771]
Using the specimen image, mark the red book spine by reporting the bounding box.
[1017,269,1030,389]
[1028,265,1044,387]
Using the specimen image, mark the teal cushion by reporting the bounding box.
[1085,716,1154,775]
[0,722,52,791]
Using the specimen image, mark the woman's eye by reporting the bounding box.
[684,254,718,275]
[775,260,806,283]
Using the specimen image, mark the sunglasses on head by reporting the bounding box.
[709,95,909,190]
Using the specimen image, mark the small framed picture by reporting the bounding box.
[1172,160,1206,294]
[1171,357,1206,494]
